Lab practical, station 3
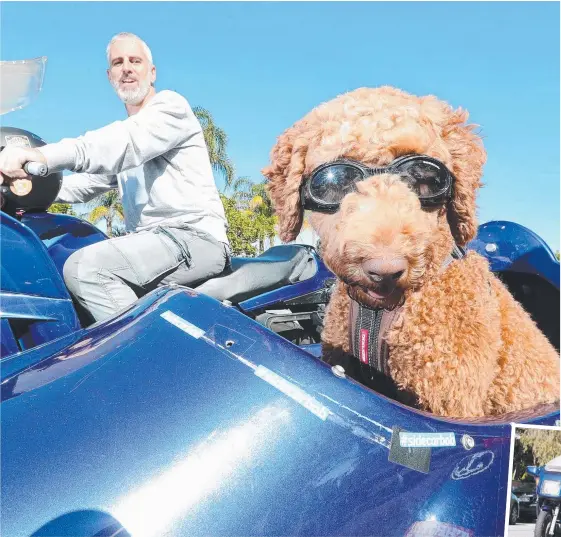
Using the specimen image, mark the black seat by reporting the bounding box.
[196,245,317,303]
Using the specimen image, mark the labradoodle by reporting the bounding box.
[262,86,559,418]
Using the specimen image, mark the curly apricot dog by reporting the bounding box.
[263,86,559,418]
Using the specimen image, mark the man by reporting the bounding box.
[0,32,230,322]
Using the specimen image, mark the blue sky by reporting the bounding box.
[2,1,559,249]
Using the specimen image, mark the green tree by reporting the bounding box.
[225,179,278,255]
[555,250,560,261]
[48,203,75,215]
[519,429,561,468]
[193,106,235,188]
[512,435,538,480]
[220,193,259,256]
[85,189,124,237]
[247,181,277,254]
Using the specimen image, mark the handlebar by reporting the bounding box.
[24,161,48,176]
[0,161,48,198]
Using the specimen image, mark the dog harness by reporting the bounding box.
[349,245,466,378]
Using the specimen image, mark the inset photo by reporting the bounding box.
[508,425,561,536]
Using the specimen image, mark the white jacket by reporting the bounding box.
[42,90,229,243]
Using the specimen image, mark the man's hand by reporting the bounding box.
[0,147,47,184]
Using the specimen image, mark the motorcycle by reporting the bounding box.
[528,459,561,536]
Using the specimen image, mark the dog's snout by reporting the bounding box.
[362,257,407,283]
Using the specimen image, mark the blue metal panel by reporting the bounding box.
[22,212,107,276]
[1,292,71,320]
[1,329,83,381]
[2,287,557,537]
[0,291,80,352]
[1,212,82,354]
[0,212,70,298]
[469,220,560,288]
[0,318,19,356]
[300,343,322,357]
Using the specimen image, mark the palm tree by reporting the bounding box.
[241,181,278,254]
[193,106,235,188]
[85,189,124,237]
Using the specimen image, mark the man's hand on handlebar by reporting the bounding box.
[0,146,47,184]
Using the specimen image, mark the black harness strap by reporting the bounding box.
[350,246,466,379]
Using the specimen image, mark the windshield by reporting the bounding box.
[0,57,47,115]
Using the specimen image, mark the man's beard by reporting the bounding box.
[111,77,151,105]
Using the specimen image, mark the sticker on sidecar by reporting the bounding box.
[451,450,494,480]
[161,310,205,339]
[399,432,456,448]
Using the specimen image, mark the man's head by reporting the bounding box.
[106,32,156,106]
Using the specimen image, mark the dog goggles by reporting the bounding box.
[301,154,454,214]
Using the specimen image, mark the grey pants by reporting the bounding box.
[63,225,229,322]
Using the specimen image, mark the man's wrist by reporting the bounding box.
[30,148,47,164]
[39,139,78,173]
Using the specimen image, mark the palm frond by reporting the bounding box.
[87,206,109,225]
[193,104,236,187]
[213,159,235,187]
[85,189,120,210]
[229,176,254,194]
[114,204,125,221]
[213,128,229,151]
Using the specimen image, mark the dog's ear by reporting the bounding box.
[262,124,308,243]
[443,108,487,246]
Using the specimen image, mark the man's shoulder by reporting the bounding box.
[152,90,191,112]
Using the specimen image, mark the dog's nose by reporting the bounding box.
[362,257,407,283]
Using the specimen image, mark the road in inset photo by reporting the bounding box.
[508,521,534,536]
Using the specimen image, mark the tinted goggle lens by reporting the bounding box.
[308,164,363,206]
[394,159,450,200]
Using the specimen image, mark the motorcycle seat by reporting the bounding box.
[196,245,317,303]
